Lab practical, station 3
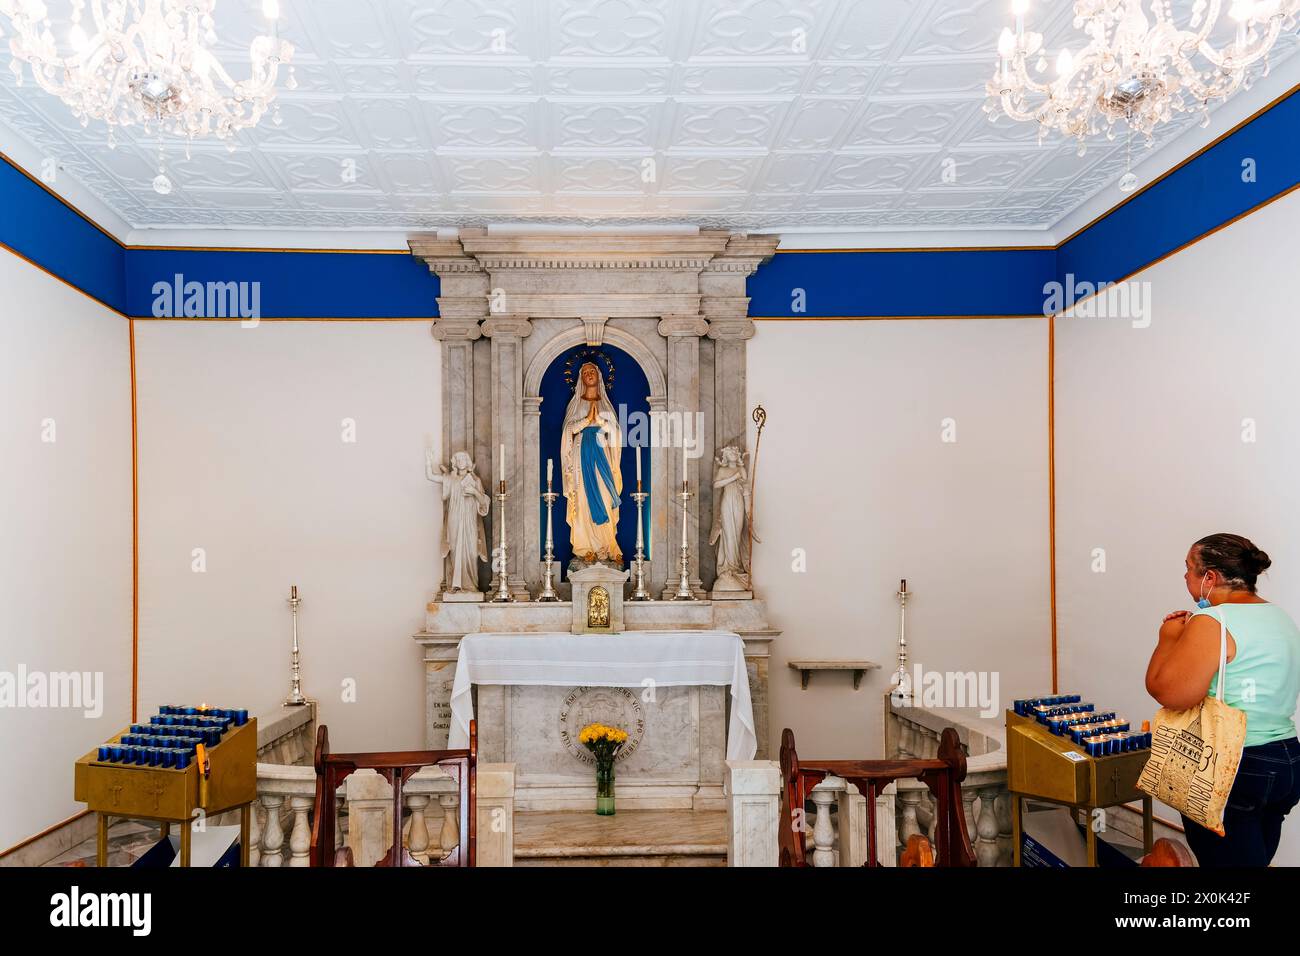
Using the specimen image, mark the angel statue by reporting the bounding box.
[425,450,491,596]
[710,444,758,592]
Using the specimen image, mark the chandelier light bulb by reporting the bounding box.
[1056,48,1074,77]
[1229,0,1256,20]
[1012,0,1030,14]
[998,27,1017,59]
[263,0,280,19]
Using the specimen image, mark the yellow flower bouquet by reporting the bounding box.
[579,722,628,815]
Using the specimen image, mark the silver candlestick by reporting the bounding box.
[285,584,307,706]
[629,485,653,601]
[672,480,696,601]
[890,578,913,706]
[539,485,560,602]
[492,480,515,603]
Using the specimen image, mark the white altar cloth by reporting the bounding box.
[447,630,757,761]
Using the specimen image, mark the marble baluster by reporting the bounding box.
[288,795,312,867]
[995,790,1014,866]
[248,799,262,868]
[439,792,460,860]
[405,793,431,864]
[260,794,285,867]
[975,785,1003,868]
[962,787,979,857]
[897,787,923,864]
[809,777,841,867]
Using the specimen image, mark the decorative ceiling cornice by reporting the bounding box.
[4,1,1290,236]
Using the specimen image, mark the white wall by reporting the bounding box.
[1056,189,1300,863]
[133,316,1051,767]
[748,318,1052,758]
[134,321,441,753]
[0,252,132,849]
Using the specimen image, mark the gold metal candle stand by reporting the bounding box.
[74,718,258,867]
[1005,709,1153,867]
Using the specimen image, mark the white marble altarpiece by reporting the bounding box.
[409,229,782,811]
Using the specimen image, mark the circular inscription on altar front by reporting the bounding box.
[558,686,646,766]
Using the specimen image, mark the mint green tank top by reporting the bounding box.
[1194,604,1300,747]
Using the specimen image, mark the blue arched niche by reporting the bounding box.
[538,343,651,577]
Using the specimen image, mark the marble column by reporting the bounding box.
[707,318,755,456]
[657,313,709,599]
[429,319,482,487]
[648,394,670,598]
[417,238,489,594]
[522,394,545,597]
[481,314,533,599]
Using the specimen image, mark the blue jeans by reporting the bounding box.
[1181,737,1300,866]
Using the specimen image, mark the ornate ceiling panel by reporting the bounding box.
[0,0,1294,234]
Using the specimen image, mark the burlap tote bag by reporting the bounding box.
[1137,606,1247,836]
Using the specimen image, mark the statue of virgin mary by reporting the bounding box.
[561,361,623,566]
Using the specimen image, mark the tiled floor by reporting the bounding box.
[43,820,163,868]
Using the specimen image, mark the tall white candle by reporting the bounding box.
[681,491,689,548]
[682,446,688,484]
[499,443,505,481]
[635,445,642,483]
[547,457,553,489]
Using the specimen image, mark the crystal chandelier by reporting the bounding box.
[987,0,1299,190]
[0,0,294,192]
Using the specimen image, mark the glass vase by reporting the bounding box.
[595,757,616,816]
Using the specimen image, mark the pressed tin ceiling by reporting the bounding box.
[0,0,1296,235]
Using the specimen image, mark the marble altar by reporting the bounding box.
[409,229,782,811]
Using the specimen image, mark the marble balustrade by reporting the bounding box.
[884,696,1013,867]
[725,697,1011,867]
[251,761,516,867]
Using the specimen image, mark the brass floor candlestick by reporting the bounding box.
[492,481,514,603]
[539,487,560,602]
[285,584,306,706]
[673,481,696,601]
[629,487,652,601]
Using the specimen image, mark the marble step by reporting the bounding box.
[513,808,727,867]
[516,854,725,867]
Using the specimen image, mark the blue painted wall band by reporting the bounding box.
[124,249,438,319]
[0,157,125,313]
[1056,85,1300,302]
[2,87,1295,319]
